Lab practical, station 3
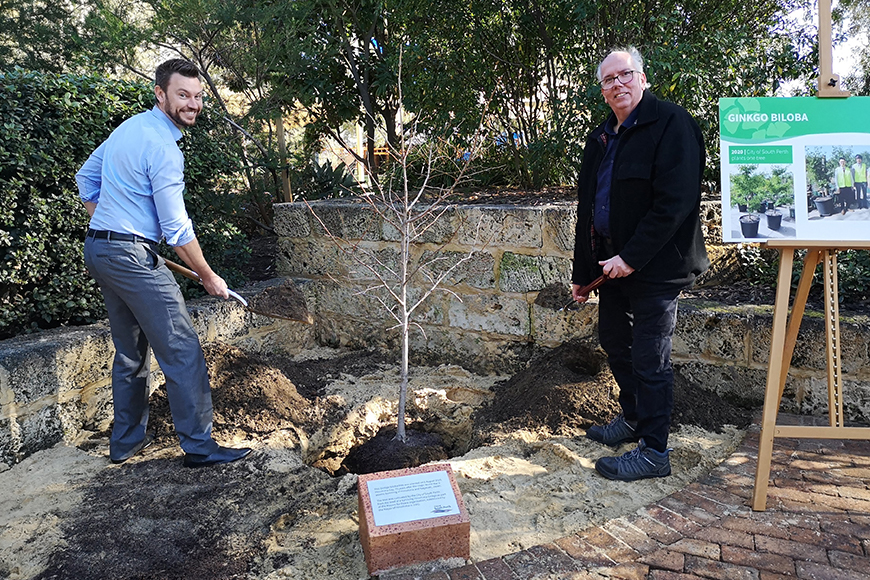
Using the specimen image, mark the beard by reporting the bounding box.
[162,103,199,127]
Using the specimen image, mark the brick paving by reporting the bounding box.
[395,415,870,580]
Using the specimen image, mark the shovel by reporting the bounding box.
[560,275,608,311]
[164,258,313,324]
[576,274,608,296]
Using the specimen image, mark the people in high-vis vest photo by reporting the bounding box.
[835,156,856,214]
[852,154,868,209]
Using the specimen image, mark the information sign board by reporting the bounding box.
[719,97,870,242]
[366,470,461,527]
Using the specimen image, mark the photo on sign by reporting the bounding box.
[727,164,797,241]
[805,145,870,219]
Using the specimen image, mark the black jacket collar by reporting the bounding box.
[593,90,659,143]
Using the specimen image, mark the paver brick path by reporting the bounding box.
[391,414,870,580]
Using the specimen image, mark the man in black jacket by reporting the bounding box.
[572,47,709,481]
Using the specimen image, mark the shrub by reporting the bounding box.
[739,245,870,305]
[0,70,245,339]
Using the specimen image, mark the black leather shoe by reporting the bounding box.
[182,446,252,468]
[110,433,155,464]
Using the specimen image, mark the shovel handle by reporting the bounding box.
[576,274,608,297]
[164,258,201,282]
[164,258,248,307]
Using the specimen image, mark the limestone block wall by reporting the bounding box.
[275,200,870,424]
[277,200,586,372]
[0,281,316,466]
[2,201,869,467]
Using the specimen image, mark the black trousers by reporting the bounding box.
[597,282,681,452]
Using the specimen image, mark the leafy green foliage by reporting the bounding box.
[731,165,795,212]
[291,159,360,200]
[59,0,819,195]
[0,70,245,339]
[837,250,870,300]
[739,246,870,305]
[398,0,817,189]
[0,0,85,73]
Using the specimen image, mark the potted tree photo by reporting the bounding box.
[765,208,782,230]
[739,214,760,237]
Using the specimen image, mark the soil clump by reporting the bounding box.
[246,280,313,324]
[341,428,449,475]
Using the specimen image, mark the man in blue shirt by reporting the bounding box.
[76,59,251,467]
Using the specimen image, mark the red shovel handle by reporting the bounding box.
[576,274,607,297]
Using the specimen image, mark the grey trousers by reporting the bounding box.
[84,237,219,459]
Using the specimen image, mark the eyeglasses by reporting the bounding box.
[600,70,637,89]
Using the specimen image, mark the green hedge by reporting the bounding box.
[0,70,245,340]
[739,245,870,305]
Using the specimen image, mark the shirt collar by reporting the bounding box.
[149,105,184,142]
[605,105,640,137]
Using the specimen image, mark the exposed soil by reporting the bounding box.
[246,280,313,324]
[476,338,751,443]
[475,339,616,441]
[4,339,749,580]
[341,428,449,475]
[147,344,387,445]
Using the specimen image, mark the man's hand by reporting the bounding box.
[571,283,590,303]
[174,238,229,300]
[200,272,229,300]
[599,255,635,279]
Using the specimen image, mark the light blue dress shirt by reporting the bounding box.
[76,106,196,247]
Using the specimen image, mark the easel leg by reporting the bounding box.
[822,251,844,427]
[752,248,795,511]
[779,250,822,400]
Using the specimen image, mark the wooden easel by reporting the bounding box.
[751,241,870,511]
[749,0,867,511]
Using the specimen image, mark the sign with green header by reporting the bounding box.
[720,97,870,242]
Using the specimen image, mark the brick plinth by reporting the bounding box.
[358,464,470,575]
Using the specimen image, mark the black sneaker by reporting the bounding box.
[586,413,638,447]
[595,439,671,481]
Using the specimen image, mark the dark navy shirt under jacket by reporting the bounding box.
[594,107,639,240]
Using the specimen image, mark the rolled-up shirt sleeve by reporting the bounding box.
[148,144,195,246]
[76,141,106,203]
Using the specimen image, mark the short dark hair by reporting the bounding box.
[858,155,863,161]
[155,59,200,92]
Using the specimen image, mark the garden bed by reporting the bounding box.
[1,339,749,580]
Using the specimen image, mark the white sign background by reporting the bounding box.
[366,471,460,527]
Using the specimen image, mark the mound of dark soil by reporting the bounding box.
[340,428,449,475]
[475,337,753,445]
[148,345,388,444]
[671,372,752,431]
[474,339,618,442]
